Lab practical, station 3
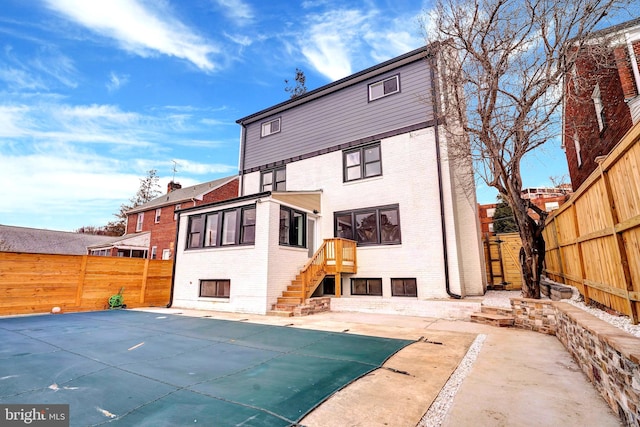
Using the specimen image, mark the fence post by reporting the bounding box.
[75,255,88,307]
[139,258,150,304]
[597,159,638,324]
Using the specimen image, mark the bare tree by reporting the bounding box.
[106,169,161,236]
[285,68,307,99]
[424,0,628,298]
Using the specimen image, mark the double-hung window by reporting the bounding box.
[368,75,400,101]
[279,206,306,247]
[261,118,281,137]
[261,167,286,192]
[186,205,256,249]
[592,84,606,132]
[154,208,161,223]
[335,204,401,246]
[344,143,382,182]
[136,212,144,232]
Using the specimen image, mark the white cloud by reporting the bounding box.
[214,0,254,26]
[106,71,129,92]
[300,9,374,80]
[44,0,220,72]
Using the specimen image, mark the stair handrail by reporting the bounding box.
[299,238,356,299]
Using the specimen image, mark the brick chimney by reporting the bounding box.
[167,181,182,193]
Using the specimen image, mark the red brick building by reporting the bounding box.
[563,18,640,190]
[124,176,239,260]
[478,186,572,235]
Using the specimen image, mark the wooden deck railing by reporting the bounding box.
[299,238,357,299]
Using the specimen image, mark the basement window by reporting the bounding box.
[200,279,230,298]
[351,278,382,296]
[391,278,417,297]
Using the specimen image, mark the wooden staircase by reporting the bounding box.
[268,238,357,317]
[470,305,515,327]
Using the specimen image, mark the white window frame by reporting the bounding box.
[261,118,281,137]
[155,208,161,223]
[150,246,157,259]
[162,249,171,260]
[592,84,605,131]
[573,131,582,167]
[136,212,144,232]
[368,75,400,101]
[174,203,181,220]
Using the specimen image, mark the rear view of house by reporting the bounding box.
[172,45,486,316]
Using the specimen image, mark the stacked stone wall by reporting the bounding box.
[509,298,640,425]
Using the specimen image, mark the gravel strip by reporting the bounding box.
[417,334,487,427]
[417,284,640,426]
[562,285,640,337]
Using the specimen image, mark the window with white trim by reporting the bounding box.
[592,84,605,131]
[573,131,582,167]
[155,208,161,223]
[136,212,144,232]
[150,246,157,259]
[368,75,399,101]
[261,118,281,137]
[162,249,171,260]
[174,204,181,220]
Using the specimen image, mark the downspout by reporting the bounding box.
[428,50,461,299]
[166,209,182,308]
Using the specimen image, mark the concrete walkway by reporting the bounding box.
[141,308,622,426]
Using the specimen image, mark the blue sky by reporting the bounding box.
[0,1,635,232]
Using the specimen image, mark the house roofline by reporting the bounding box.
[176,191,272,214]
[236,45,432,125]
[125,175,239,215]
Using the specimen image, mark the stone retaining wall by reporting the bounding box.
[509,298,640,426]
[293,297,331,316]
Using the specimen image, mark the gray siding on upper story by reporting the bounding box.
[241,57,435,171]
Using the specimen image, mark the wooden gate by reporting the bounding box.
[483,232,523,290]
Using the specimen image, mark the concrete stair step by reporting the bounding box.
[481,305,513,316]
[470,312,514,327]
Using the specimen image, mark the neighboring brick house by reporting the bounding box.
[563,18,640,190]
[478,186,572,235]
[172,45,486,316]
[124,176,239,260]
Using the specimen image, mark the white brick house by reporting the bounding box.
[171,46,486,316]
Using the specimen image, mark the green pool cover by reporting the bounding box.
[0,310,413,426]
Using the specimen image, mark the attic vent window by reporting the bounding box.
[261,118,281,137]
[368,75,400,101]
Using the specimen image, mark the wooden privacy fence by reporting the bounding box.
[483,232,523,290]
[0,252,173,316]
[543,124,640,323]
